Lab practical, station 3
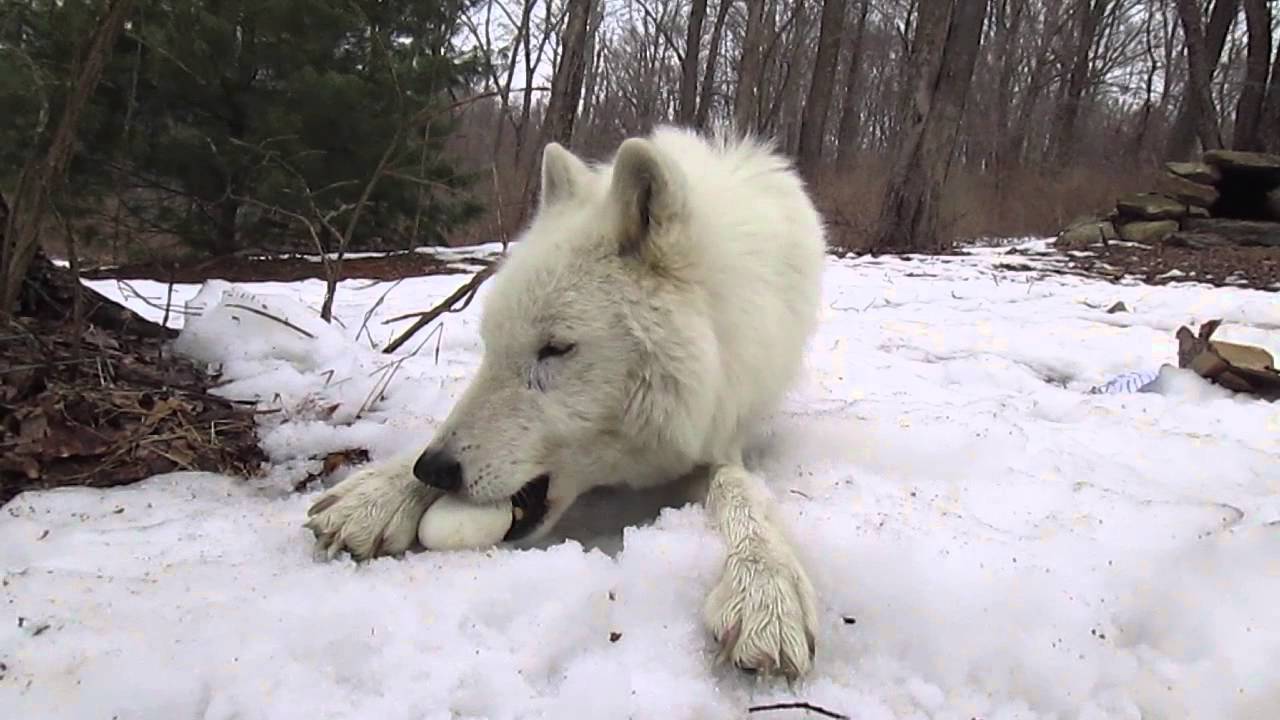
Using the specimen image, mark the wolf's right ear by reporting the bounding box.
[539,143,590,210]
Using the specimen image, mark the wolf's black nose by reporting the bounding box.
[414,450,463,492]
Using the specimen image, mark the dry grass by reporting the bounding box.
[807,154,1161,251]
[40,135,1164,264]
[446,145,1162,254]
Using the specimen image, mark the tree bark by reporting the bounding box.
[733,0,768,133]
[1174,0,1225,154]
[1050,0,1108,164]
[835,0,871,166]
[991,0,1026,178]
[695,0,734,130]
[577,1,604,133]
[1165,0,1236,160]
[1263,29,1280,153]
[868,0,988,253]
[678,0,709,125]
[541,0,592,147]
[797,0,847,176]
[519,0,592,224]
[2,0,137,315]
[1232,0,1271,151]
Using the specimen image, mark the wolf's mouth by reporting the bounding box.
[504,474,550,542]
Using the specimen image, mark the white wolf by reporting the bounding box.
[305,125,827,678]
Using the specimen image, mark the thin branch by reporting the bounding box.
[381,265,494,354]
[408,87,551,130]
[747,701,849,720]
[223,302,316,339]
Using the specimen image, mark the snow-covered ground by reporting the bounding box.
[4,240,1279,719]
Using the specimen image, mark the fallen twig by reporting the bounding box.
[113,278,198,317]
[747,701,849,720]
[223,302,316,339]
[381,265,494,354]
[356,278,403,349]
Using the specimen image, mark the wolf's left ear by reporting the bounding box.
[608,138,687,257]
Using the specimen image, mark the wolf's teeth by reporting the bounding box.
[513,506,525,521]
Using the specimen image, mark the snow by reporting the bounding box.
[4,239,1280,719]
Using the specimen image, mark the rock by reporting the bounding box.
[1176,319,1280,401]
[1115,193,1188,220]
[1165,232,1230,249]
[1180,218,1280,247]
[1157,173,1218,207]
[1106,301,1128,314]
[1202,149,1280,181]
[1056,220,1117,249]
[1118,219,1179,244]
[1211,341,1276,372]
[1165,161,1222,185]
[1187,205,1210,218]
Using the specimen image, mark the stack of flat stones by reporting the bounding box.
[1057,150,1280,250]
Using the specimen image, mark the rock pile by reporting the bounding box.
[1057,149,1280,250]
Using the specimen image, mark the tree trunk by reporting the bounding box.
[1050,0,1108,164]
[835,0,871,166]
[868,0,988,253]
[1232,0,1271,151]
[1263,31,1280,153]
[695,0,734,130]
[212,194,241,256]
[577,1,604,134]
[991,0,1026,179]
[1165,0,1236,160]
[797,0,847,176]
[733,0,768,133]
[1174,0,1225,154]
[519,0,592,223]
[678,0,709,125]
[2,0,137,316]
[541,0,592,147]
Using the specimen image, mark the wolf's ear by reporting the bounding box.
[608,138,687,257]
[540,142,590,210]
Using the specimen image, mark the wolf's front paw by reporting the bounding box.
[704,550,818,680]
[304,460,437,561]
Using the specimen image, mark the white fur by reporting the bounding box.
[305,125,827,679]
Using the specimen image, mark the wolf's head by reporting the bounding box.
[413,137,719,543]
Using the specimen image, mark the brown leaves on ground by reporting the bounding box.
[1,314,266,505]
[1063,243,1280,290]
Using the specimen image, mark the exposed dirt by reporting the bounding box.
[1,258,267,506]
[1061,242,1280,290]
[83,250,491,284]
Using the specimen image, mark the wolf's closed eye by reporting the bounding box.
[537,342,575,361]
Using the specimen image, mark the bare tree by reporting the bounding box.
[542,0,593,147]
[1165,0,1237,159]
[695,0,734,129]
[515,0,593,222]
[869,0,988,252]
[2,0,137,315]
[835,0,872,165]
[1050,0,1109,164]
[678,0,709,125]
[1263,30,1280,153]
[1232,0,1271,150]
[1174,0,1225,153]
[734,0,769,133]
[797,0,847,175]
